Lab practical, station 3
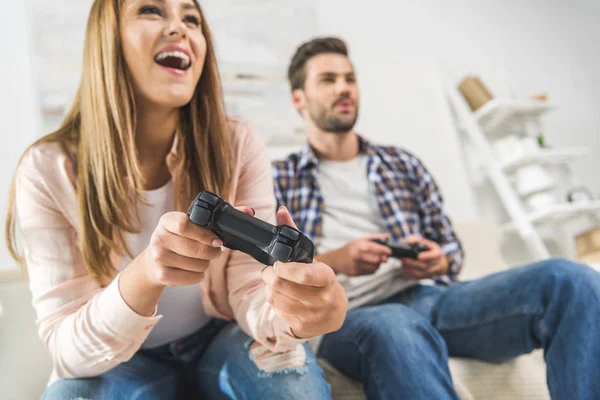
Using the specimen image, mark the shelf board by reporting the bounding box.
[503,200,600,232]
[474,98,556,134]
[501,147,591,173]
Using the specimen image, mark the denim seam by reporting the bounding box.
[435,306,544,331]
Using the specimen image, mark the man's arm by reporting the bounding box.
[412,156,464,279]
[315,248,344,274]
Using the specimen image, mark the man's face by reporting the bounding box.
[294,53,359,134]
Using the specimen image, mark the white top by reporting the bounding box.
[119,180,211,348]
[317,155,419,309]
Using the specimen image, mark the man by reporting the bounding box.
[272,37,600,399]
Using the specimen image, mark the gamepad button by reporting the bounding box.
[271,242,293,261]
[191,206,211,226]
[199,191,219,206]
[280,226,300,241]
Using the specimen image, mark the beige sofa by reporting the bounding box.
[0,220,550,400]
[320,220,550,400]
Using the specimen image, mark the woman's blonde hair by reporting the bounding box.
[5,0,233,283]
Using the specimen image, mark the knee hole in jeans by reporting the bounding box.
[248,341,308,376]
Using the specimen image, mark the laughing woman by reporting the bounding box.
[6,0,346,398]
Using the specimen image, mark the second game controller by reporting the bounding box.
[371,239,428,259]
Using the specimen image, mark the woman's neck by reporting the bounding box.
[135,103,179,190]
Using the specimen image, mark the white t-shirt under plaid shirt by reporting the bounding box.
[317,155,420,309]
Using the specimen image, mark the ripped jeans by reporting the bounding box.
[41,319,331,400]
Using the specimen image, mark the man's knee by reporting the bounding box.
[351,304,443,352]
[534,258,600,300]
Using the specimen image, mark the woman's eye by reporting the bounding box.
[183,15,201,26]
[139,5,162,16]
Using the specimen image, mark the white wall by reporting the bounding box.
[316,0,600,224]
[0,3,40,271]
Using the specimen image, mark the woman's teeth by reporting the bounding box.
[155,51,191,70]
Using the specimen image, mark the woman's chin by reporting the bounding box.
[147,92,195,110]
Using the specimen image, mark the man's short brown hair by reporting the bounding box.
[287,37,349,91]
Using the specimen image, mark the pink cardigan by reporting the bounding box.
[14,117,304,384]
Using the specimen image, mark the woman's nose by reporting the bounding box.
[165,18,187,38]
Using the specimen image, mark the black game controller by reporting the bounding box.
[370,239,428,260]
[187,191,314,266]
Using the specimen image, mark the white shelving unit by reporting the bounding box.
[502,200,600,233]
[443,77,599,260]
[500,147,590,173]
[474,98,556,136]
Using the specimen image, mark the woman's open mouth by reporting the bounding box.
[154,50,191,74]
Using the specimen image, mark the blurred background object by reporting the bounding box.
[458,75,494,112]
[576,226,600,268]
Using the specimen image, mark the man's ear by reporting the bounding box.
[292,89,305,114]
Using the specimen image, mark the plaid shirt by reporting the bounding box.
[272,136,464,282]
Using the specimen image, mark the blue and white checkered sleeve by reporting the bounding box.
[412,157,465,280]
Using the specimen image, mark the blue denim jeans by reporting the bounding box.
[42,319,331,399]
[318,258,600,400]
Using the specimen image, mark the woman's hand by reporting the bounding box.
[141,211,224,287]
[120,207,253,316]
[262,207,348,338]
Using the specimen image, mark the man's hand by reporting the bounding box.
[261,206,348,339]
[400,235,449,280]
[316,234,393,276]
